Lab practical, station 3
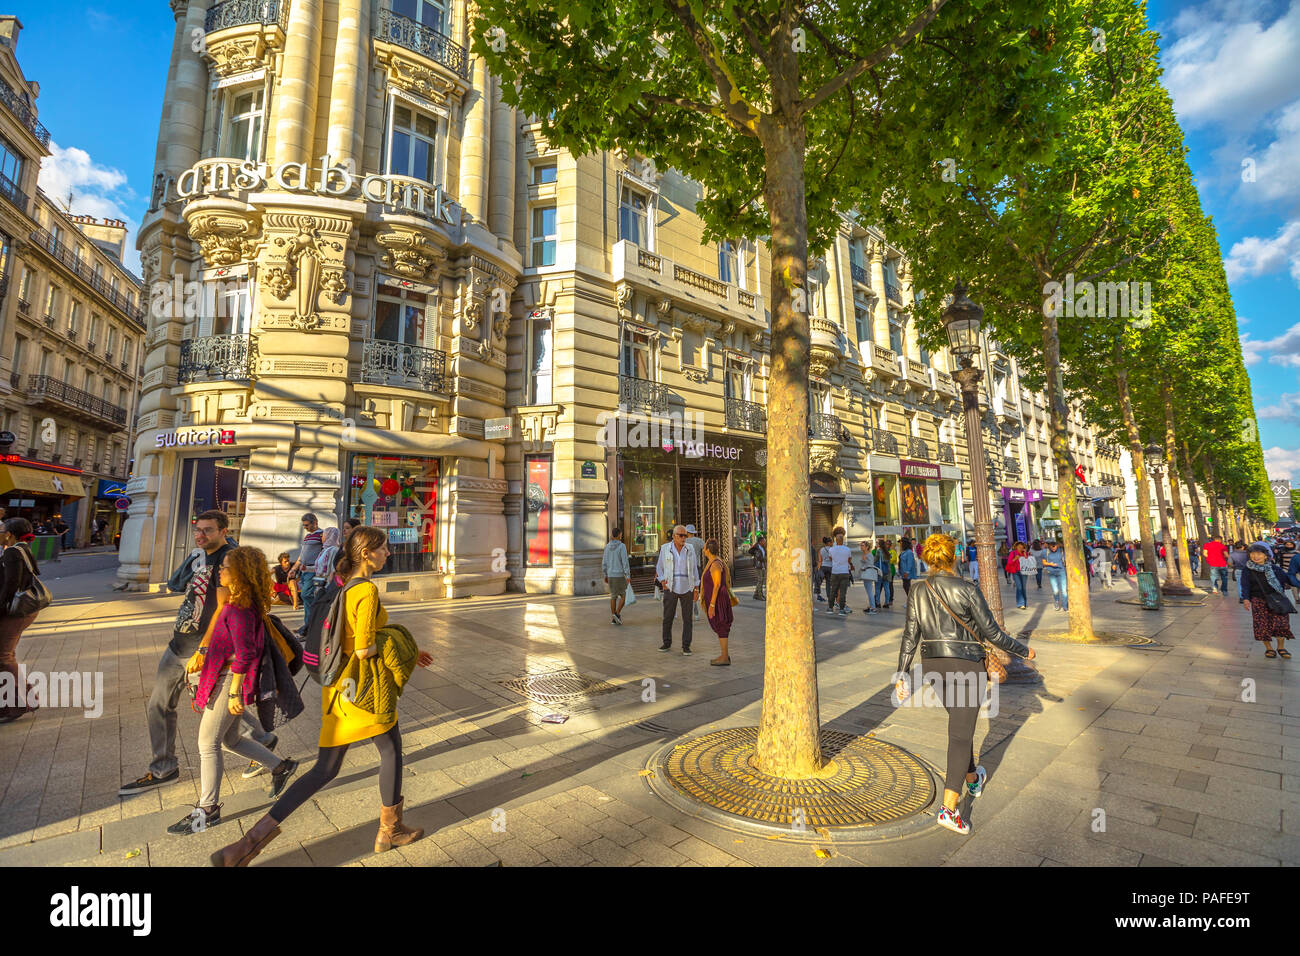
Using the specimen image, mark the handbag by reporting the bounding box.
[1263,590,1296,615]
[624,581,637,606]
[925,581,1010,683]
[6,545,52,617]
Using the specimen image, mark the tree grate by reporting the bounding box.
[498,669,622,706]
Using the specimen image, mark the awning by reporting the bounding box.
[0,464,87,499]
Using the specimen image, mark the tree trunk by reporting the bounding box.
[754,120,820,779]
[1116,367,1159,600]
[1205,468,1224,541]
[1181,442,1209,579]
[1041,298,1094,639]
[1161,385,1195,590]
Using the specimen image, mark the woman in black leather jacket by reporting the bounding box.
[894,533,1035,835]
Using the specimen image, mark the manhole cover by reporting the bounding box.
[657,727,935,830]
[498,669,622,705]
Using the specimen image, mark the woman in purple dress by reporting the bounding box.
[700,538,734,666]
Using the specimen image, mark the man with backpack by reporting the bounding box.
[119,510,280,796]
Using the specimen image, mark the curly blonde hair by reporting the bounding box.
[224,546,274,615]
[921,533,957,573]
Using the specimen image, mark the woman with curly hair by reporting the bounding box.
[167,546,298,836]
[212,527,434,866]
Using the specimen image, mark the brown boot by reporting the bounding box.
[375,798,424,853]
[209,813,281,867]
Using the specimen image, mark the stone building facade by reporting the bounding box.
[0,16,145,550]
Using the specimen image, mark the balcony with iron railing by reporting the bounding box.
[850,263,871,286]
[810,411,845,443]
[908,436,930,459]
[885,281,904,305]
[359,338,448,393]
[374,9,469,79]
[619,375,670,415]
[27,375,127,428]
[1001,454,1022,477]
[42,311,53,329]
[937,443,956,464]
[205,0,287,33]
[0,170,28,214]
[612,240,764,326]
[0,73,50,148]
[725,397,766,433]
[28,227,144,325]
[870,428,899,456]
[178,334,255,384]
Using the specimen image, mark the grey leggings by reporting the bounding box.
[198,671,280,807]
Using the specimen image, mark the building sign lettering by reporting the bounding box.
[899,459,940,480]
[155,428,236,449]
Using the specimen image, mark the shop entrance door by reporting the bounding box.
[680,470,731,562]
[811,503,835,555]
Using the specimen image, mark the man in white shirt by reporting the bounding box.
[827,527,854,616]
[656,525,701,654]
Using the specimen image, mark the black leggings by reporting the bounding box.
[921,657,980,793]
[269,723,403,823]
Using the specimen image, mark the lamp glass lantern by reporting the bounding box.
[942,281,983,367]
[1143,443,1164,468]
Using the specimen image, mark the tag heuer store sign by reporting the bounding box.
[485,417,512,440]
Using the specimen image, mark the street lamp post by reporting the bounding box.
[1144,443,1191,596]
[943,282,1034,681]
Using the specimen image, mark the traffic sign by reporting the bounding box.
[115,497,131,511]
[0,430,13,448]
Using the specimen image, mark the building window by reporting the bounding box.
[620,327,655,380]
[618,184,650,248]
[919,344,930,366]
[121,338,132,366]
[68,302,80,335]
[808,275,824,318]
[373,281,429,346]
[0,133,22,189]
[18,266,30,302]
[88,314,100,347]
[532,162,557,185]
[680,328,704,371]
[347,454,440,575]
[526,311,553,405]
[810,381,831,414]
[854,305,873,346]
[221,87,264,162]
[107,325,117,355]
[724,354,752,401]
[44,285,58,319]
[530,205,556,267]
[718,241,738,284]
[211,279,252,336]
[392,0,446,33]
[387,104,439,183]
[888,316,903,355]
[524,455,553,567]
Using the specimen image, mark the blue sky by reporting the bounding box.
[9,1,1299,480]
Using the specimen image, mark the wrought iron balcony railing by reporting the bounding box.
[810,411,845,442]
[0,73,50,148]
[178,334,255,384]
[42,312,54,328]
[937,443,956,464]
[205,0,286,32]
[28,227,144,325]
[725,397,766,433]
[359,338,447,392]
[999,454,1022,476]
[0,170,28,214]
[885,281,903,304]
[850,263,870,286]
[374,9,469,79]
[27,374,127,427]
[619,375,670,415]
[871,427,899,455]
[908,436,930,459]
[17,298,29,315]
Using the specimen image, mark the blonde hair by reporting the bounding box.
[921,533,957,573]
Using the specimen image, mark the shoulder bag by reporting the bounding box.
[6,545,52,618]
[924,581,1007,683]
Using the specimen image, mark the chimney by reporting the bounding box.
[73,216,129,262]
[0,16,20,51]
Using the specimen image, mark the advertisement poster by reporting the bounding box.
[525,456,552,566]
[901,478,930,526]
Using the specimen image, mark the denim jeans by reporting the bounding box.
[862,576,879,609]
[298,571,318,609]
[1048,573,1068,609]
[1035,568,1043,588]
[875,575,893,606]
[1013,573,1027,607]
[1209,566,1227,594]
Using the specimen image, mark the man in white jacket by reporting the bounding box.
[656,524,700,654]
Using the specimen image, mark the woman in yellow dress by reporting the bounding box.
[211,527,434,866]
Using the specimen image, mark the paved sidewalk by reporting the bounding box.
[0,571,1294,867]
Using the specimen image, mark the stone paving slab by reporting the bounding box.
[2,573,1298,866]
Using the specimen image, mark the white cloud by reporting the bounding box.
[37,141,140,274]
[1259,390,1300,423]
[1241,332,1268,366]
[1223,220,1300,286]
[1242,98,1300,204]
[1264,445,1300,482]
[1163,2,1300,131]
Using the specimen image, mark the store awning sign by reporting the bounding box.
[485,417,512,440]
[899,459,940,480]
[155,428,236,449]
[97,479,128,499]
[1001,487,1044,502]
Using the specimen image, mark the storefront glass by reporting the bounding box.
[733,473,766,555]
[901,478,929,526]
[623,459,677,569]
[348,454,439,574]
[873,474,900,526]
[525,455,552,566]
[939,479,960,525]
[173,455,249,568]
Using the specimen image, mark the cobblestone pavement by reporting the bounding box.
[0,572,1294,867]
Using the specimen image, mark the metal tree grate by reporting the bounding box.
[498,669,622,706]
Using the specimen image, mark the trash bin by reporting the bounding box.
[1137,571,1160,610]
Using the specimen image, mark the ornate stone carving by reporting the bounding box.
[656,298,673,320]
[810,446,842,477]
[615,284,633,320]
[259,213,350,329]
[683,369,709,384]
[320,270,349,305]
[262,266,292,300]
[384,52,459,105]
[462,300,482,332]
[206,36,263,77]
[491,311,510,346]
[187,209,260,266]
[376,228,442,281]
